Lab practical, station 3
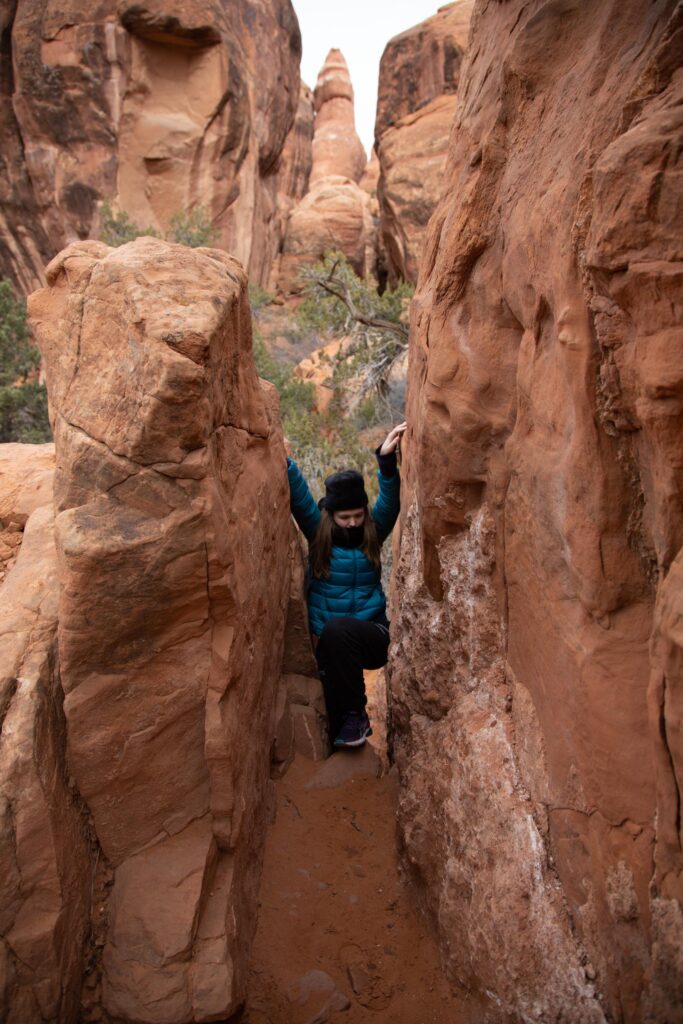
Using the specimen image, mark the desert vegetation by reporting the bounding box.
[252,252,412,497]
[99,202,219,249]
[0,280,50,443]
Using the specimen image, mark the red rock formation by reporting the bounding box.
[0,444,92,1023]
[267,82,315,291]
[310,49,366,187]
[0,0,302,293]
[360,149,380,198]
[279,50,375,292]
[271,532,328,774]
[391,1,683,1021]
[0,444,54,528]
[23,236,292,1022]
[0,443,54,579]
[375,1,473,285]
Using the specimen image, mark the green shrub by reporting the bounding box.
[100,202,159,247]
[248,283,274,315]
[100,202,217,248]
[253,334,315,422]
[0,380,51,443]
[169,207,218,248]
[294,252,411,415]
[252,329,380,499]
[0,280,51,443]
[296,251,413,339]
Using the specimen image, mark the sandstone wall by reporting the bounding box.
[21,237,292,1022]
[266,82,315,293]
[390,1,683,1021]
[374,1,473,286]
[0,445,93,1023]
[0,0,302,293]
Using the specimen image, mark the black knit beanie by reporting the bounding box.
[319,470,368,512]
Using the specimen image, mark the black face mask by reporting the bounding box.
[332,524,365,548]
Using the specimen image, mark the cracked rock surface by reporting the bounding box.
[390,1,683,1021]
[25,236,292,1023]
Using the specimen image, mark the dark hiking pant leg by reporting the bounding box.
[315,617,390,739]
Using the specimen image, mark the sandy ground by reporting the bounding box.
[244,674,470,1024]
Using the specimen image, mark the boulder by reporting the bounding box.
[0,443,55,580]
[272,672,330,772]
[279,176,375,292]
[0,443,55,528]
[282,532,319,679]
[28,236,293,1022]
[287,968,350,1020]
[375,1,473,285]
[390,0,683,1020]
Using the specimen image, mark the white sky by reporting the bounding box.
[293,0,444,156]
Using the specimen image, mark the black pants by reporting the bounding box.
[315,617,390,739]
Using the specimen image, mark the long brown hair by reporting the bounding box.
[310,509,382,579]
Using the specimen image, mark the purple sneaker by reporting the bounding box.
[334,711,372,749]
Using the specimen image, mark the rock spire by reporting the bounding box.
[310,49,366,185]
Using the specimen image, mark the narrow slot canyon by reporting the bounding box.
[0,1,681,1023]
[246,671,471,1024]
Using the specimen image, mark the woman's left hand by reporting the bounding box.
[380,421,407,456]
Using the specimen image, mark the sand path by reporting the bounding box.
[245,675,471,1023]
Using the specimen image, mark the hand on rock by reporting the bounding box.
[379,421,407,456]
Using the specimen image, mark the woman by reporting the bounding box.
[287,422,406,749]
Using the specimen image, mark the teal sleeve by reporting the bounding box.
[287,458,321,542]
[371,468,400,544]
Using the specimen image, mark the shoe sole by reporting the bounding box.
[334,727,372,749]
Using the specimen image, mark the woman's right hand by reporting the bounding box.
[379,421,407,456]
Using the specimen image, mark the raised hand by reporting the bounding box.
[379,421,407,456]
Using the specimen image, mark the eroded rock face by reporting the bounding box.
[27,236,292,1022]
[0,443,54,580]
[267,82,315,292]
[1,0,301,292]
[0,442,88,1022]
[0,444,54,529]
[0,503,92,1024]
[391,1,683,1021]
[375,1,473,285]
[279,50,374,292]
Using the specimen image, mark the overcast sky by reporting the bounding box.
[293,0,444,156]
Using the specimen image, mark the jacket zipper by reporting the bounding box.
[352,550,357,614]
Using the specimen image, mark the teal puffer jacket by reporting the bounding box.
[287,458,400,637]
